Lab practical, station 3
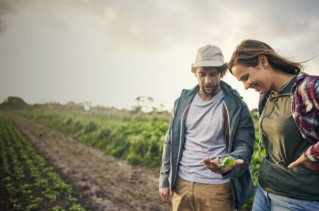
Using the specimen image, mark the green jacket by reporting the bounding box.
[159,81,256,210]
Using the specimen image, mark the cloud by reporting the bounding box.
[2,0,319,53]
[0,0,15,35]
[1,0,319,110]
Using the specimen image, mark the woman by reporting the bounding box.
[228,39,319,211]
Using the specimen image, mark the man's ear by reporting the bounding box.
[258,55,269,67]
[193,67,198,76]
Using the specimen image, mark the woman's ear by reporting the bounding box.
[258,55,269,67]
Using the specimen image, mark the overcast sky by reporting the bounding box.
[1,0,319,111]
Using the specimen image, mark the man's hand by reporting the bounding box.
[159,187,171,205]
[288,153,319,171]
[203,157,244,174]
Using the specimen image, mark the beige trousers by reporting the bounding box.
[172,176,234,211]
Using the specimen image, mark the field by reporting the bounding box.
[0,100,264,210]
[0,113,86,210]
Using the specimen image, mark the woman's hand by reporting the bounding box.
[288,153,319,171]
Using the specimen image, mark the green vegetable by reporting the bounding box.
[214,155,235,170]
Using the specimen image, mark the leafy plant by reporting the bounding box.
[0,113,87,210]
[214,155,235,170]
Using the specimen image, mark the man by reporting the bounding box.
[159,44,255,211]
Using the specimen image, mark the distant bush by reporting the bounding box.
[99,128,111,139]
[84,121,98,133]
[63,117,73,125]
[75,120,84,131]
[0,96,29,109]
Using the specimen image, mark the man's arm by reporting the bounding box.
[289,75,319,170]
[159,99,178,204]
[222,101,255,178]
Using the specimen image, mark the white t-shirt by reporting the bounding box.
[178,90,230,184]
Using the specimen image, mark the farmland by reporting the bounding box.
[0,113,86,210]
[0,98,264,210]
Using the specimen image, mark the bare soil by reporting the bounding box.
[5,113,170,211]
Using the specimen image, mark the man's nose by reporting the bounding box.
[205,76,212,83]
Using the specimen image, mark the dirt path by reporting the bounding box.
[7,113,169,211]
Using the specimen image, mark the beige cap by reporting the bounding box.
[192,45,224,68]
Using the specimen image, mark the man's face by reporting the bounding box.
[195,67,221,99]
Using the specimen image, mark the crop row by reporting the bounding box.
[13,109,169,167]
[0,113,87,211]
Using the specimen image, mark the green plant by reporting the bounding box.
[0,113,87,210]
[214,155,235,170]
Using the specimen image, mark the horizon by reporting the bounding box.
[0,95,170,112]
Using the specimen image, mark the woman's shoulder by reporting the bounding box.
[296,72,319,84]
[293,72,319,93]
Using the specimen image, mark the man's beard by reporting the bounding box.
[202,82,220,96]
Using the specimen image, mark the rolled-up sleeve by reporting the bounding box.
[304,142,319,162]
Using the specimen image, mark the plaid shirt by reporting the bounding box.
[259,72,319,162]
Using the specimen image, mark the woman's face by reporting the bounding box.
[231,64,272,95]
